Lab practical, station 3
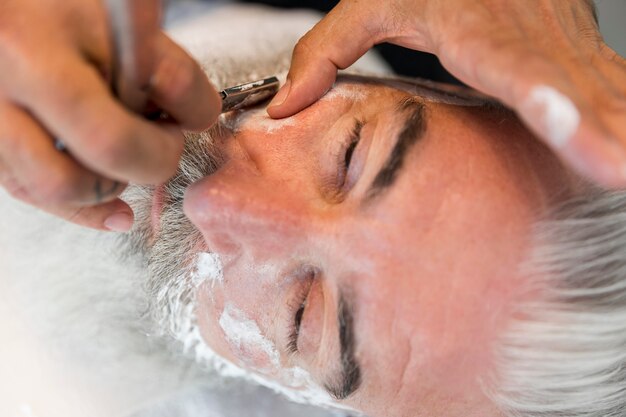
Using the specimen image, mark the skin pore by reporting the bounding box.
[128,80,582,417]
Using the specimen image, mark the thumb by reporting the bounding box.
[267,1,381,119]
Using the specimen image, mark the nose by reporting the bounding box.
[183,158,309,260]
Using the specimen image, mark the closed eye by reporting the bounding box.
[286,272,315,354]
[288,302,306,353]
[287,296,308,354]
[345,132,359,168]
[340,120,363,188]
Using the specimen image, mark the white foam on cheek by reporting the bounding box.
[216,304,341,408]
[279,366,334,403]
[191,252,223,287]
[242,108,297,134]
[219,303,281,371]
[229,83,362,135]
[168,266,348,410]
[320,84,366,102]
[525,86,581,148]
[190,319,337,408]
[180,313,351,411]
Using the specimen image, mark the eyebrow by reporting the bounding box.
[365,98,427,201]
[324,292,362,400]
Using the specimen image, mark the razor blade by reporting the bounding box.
[220,76,280,113]
[53,75,280,154]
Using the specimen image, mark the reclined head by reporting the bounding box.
[122,74,625,417]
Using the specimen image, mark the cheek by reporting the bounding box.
[234,117,331,184]
[195,285,279,374]
[218,303,282,373]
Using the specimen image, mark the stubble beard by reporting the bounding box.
[119,53,292,368]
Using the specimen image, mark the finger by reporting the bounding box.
[267,1,381,119]
[523,65,626,188]
[437,33,626,188]
[48,198,135,232]
[515,62,626,189]
[148,33,222,131]
[0,102,125,206]
[14,48,184,185]
[0,165,33,204]
[0,145,36,204]
[0,148,133,232]
[7,187,134,232]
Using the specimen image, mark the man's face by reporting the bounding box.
[137,80,574,417]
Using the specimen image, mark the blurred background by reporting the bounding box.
[597,0,626,57]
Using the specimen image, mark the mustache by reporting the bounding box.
[115,122,229,352]
[164,124,228,211]
[161,106,267,213]
[119,122,227,260]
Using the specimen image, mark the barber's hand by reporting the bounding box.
[0,0,221,231]
[268,0,626,188]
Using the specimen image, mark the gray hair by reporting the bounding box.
[490,188,626,417]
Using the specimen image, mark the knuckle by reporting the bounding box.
[87,122,134,171]
[577,25,602,45]
[601,44,626,68]
[0,32,54,92]
[5,186,30,202]
[0,174,22,196]
[292,35,334,72]
[32,169,79,204]
[293,36,316,60]
[154,53,197,102]
[51,70,95,110]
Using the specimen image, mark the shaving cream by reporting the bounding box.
[186,316,340,408]
[191,252,224,287]
[219,303,281,372]
[224,81,366,136]
[165,260,347,410]
[321,84,366,102]
[234,107,297,134]
[524,85,581,149]
[216,303,341,408]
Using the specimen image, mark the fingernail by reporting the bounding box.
[104,212,134,232]
[269,80,291,108]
